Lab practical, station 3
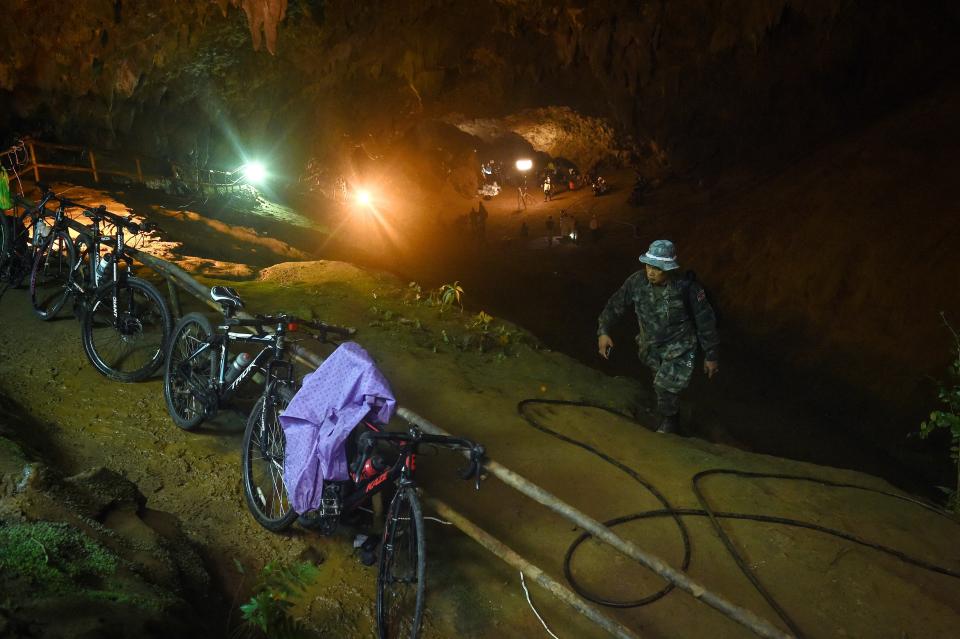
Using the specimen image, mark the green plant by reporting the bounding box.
[239,561,319,639]
[919,313,960,511]
[470,311,494,330]
[438,281,464,313]
[0,521,118,595]
[405,281,423,305]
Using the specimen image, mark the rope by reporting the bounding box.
[518,398,691,606]
[521,571,561,639]
[518,399,960,639]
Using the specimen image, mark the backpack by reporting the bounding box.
[678,270,720,327]
[0,168,12,210]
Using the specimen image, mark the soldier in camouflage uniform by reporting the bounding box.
[597,240,719,433]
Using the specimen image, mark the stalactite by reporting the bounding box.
[215,0,288,55]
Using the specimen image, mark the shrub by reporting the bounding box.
[919,313,960,511]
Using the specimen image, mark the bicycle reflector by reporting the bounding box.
[287,322,299,332]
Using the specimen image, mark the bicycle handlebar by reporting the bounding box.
[227,313,356,340]
[358,429,486,490]
[59,201,141,236]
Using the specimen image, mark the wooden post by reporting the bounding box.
[88,150,99,183]
[135,158,144,183]
[166,277,182,320]
[28,142,39,183]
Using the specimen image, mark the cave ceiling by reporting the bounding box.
[0,0,956,174]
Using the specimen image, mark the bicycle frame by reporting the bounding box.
[177,321,292,410]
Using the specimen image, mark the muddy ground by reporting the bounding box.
[1,251,959,637]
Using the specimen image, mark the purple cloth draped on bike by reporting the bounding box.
[279,342,396,514]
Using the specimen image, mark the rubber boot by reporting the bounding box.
[656,415,678,434]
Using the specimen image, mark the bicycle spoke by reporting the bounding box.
[244,391,297,529]
[89,293,161,374]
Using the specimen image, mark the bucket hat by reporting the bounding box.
[639,239,680,271]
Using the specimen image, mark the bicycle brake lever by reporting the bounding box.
[458,446,485,490]
[474,446,485,491]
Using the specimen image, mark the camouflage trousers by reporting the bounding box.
[639,342,697,417]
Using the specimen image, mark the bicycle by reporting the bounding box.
[242,376,485,639]
[30,195,172,381]
[163,285,354,431]
[0,184,56,296]
[29,191,98,320]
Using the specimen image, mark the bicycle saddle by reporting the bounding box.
[210,285,244,311]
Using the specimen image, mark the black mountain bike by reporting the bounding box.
[0,185,56,295]
[243,385,485,639]
[30,196,172,381]
[163,285,355,431]
[29,192,97,320]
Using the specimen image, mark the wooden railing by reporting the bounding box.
[4,138,247,195]
[21,138,144,184]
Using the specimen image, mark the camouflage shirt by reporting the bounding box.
[598,271,720,361]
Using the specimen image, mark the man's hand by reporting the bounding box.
[704,360,719,379]
[598,334,614,360]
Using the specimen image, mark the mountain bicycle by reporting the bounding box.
[163,285,355,431]
[30,195,172,381]
[242,379,485,639]
[0,184,56,296]
[29,192,98,320]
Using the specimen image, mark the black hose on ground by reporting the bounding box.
[518,399,960,639]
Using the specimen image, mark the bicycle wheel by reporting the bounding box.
[0,208,33,288]
[30,230,75,320]
[163,312,216,430]
[81,276,172,382]
[242,385,298,532]
[377,485,426,639]
[0,213,10,271]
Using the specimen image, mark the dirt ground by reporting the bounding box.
[1,249,959,637]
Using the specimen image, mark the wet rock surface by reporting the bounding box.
[0,398,218,638]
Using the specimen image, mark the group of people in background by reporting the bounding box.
[539,210,600,247]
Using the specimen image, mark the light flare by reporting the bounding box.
[242,161,267,185]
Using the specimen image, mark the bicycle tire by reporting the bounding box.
[163,312,216,430]
[377,485,426,639]
[0,207,33,288]
[0,212,10,272]
[81,276,172,382]
[241,385,299,532]
[30,230,75,320]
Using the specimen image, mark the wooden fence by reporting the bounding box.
[3,138,247,195]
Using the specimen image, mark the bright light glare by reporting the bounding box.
[243,161,266,184]
[355,189,372,206]
[515,159,533,171]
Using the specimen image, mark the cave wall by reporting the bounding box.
[1,0,958,443]
[2,0,957,175]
